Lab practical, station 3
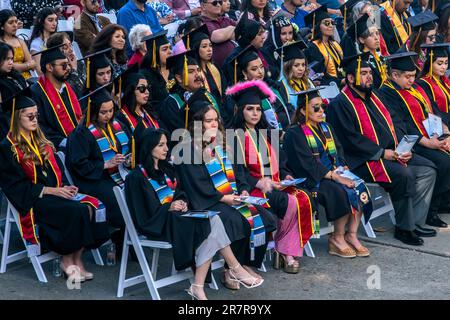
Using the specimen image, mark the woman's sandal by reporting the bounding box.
[221,269,240,290]
[185,283,207,300]
[273,251,300,274]
[60,263,85,282]
[328,235,356,258]
[229,264,264,289]
[345,232,370,257]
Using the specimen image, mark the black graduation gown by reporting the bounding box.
[283,123,351,221]
[415,78,450,126]
[157,84,187,134]
[379,83,450,196]
[140,68,168,110]
[380,11,410,55]
[66,125,126,228]
[0,72,27,139]
[341,33,358,58]
[203,64,226,105]
[327,88,436,201]
[305,42,342,86]
[266,79,295,131]
[175,143,277,267]
[0,139,109,255]
[124,167,211,271]
[260,42,281,81]
[367,53,385,90]
[30,82,80,148]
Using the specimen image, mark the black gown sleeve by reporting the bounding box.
[0,139,44,214]
[157,95,185,133]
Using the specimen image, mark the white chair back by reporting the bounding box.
[98,13,117,24]
[16,29,32,41]
[56,151,74,185]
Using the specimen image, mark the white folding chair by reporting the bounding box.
[163,22,180,39]
[362,183,396,238]
[16,29,32,41]
[318,82,340,100]
[56,151,74,185]
[113,186,221,299]
[97,13,117,24]
[303,205,335,258]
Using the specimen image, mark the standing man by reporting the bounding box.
[280,0,318,28]
[74,0,112,56]
[117,0,163,57]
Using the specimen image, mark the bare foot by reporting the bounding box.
[243,265,263,279]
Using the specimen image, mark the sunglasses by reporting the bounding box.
[23,112,39,121]
[52,62,69,70]
[206,0,223,6]
[136,84,150,93]
[427,35,436,41]
[312,104,325,113]
[322,20,336,27]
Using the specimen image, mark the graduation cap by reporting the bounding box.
[229,45,260,84]
[79,48,112,90]
[79,82,114,127]
[234,11,262,47]
[142,30,170,69]
[346,13,377,42]
[1,86,35,132]
[225,80,274,107]
[437,2,450,16]
[290,87,324,122]
[407,10,438,32]
[268,12,293,49]
[421,42,450,76]
[112,63,140,108]
[385,51,418,72]
[184,88,216,128]
[304,5,329,38]
[275,40,308,63]
[341,52,370,85]
[339,0,360,31]
[32,43,67,73]
[166,50,199,87]
[181,24,209,51]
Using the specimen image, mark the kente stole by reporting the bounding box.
[205,145,266,260]
[89,120,129,186]
[37,75,82,137]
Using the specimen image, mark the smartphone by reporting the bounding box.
[438,133,450,141]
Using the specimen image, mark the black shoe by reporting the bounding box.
[426,214,448,228]
[414,225,437,237]
[394,227,424,246]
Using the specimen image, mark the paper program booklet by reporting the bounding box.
[395,135,419,155]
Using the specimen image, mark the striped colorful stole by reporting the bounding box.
[139,165,176,205]
[342,85,394,183]
[301,122,338,165]
[89,120,129,186]
[7,134,102,257]
[205,145,266,260]
[120,106,160,132]
[419,76,450,114]
[37,75,82,137]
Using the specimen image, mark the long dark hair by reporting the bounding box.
[240,0,270,22]
[0,42,22,79]
[187,104,226,150]
[89,98,116,127]
[90,24,128,65]
[140,129,173,181]
[437,7,450,38]
[29,7,57,46]
[408,28,436,55]
[0,9,16,38]
[121,73,149,115]
[233,103,269,130]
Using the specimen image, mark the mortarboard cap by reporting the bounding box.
[346,13,377,42]
[341,52,370,85]
[275,40,308,62]
[142,30,170,69]
[290,87,323,122]
[225,80,274,107]
[234,11,262,47]
[385,51,418,72]
[304,5,329,29]
[184,88,216,128]
[407,10,438,32]
[33,43,67,73]
[437,2,450,16]
[229,45,260,84]
[79,82,114,127]
[339,0,361,30]
[1,86,35,132]
[421,42,450,76]
[80,48,112,90]
[181,24,209,51]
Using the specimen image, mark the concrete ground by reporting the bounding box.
[1,213,449,300]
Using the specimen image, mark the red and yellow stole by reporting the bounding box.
[419,76,450,114]
[37,75,82,137]
[379,33,390,57]
[342,86,395,183]
[236,129,314,246]
[120,106,160,132]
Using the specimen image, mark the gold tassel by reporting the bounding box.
[187,34,190,51]
[305,95,309,124]
[183,54,189,87]
[234,59,237,84]
[131,136,136,169]
[151,39,157,69]
[428,50,434,77]
[343,6,347,31]
[9,97,15,132]
[312,14,316,39]
[86,97,91,127]
[184,104,189,129]
[118,77,122,109]
[356,56,361,86]
[86,58,91,90]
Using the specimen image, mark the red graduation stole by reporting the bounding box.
[7,133,100,256]
[37,75,82,137]
[120,105,159,132]
[342,85,394,183]
[379,33,390,57]
[418,76,450,114]
[386,82,433,137]
[236,129,314,247]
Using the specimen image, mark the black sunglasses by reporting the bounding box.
[23,112,39,121]
[52,62,69,70]
[312,104,325,113]
[322,20,336,27]
[135,84,150,93]
[206,0,223,6]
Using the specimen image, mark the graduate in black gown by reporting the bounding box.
[174,101,275,290]
[327,53,438,246]
[125,128,263,300]
[379,51,450,228]
[66,86,131,230]
[283,88,372,258]
[0,89,109,281]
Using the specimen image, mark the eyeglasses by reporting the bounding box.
[312,104,325,113]
[427,35,436,41]
[22,113,39,121]
[135,84,151,93]
[52,62,69,70]
[322,20,336,27]
[206,0,223,6]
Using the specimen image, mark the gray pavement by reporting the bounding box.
[1,213,450,300]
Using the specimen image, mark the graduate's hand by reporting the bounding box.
[221,194,240,206]
[256,177,273,193]
[240,190,249,197]
[285,175,294,180]
[44,186,77,199]
[383,149,397,161]
[334,175,355,189]
[398,151,412,162]
[104,154,126,169]
[424,135,447,150]
[170,200,187,212]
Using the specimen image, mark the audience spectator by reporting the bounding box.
[240,0,271,26]
[162,0,202,20]
[74,0,112,56]
[200,0,236,67]
[90,24,128,77]
[127,23,151,67]
[0,9,36,80]
[29,7,58,75]
[147,0,178,25]
[280,0,317,29]
[10,0,62,28]
[117,0,163,57]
